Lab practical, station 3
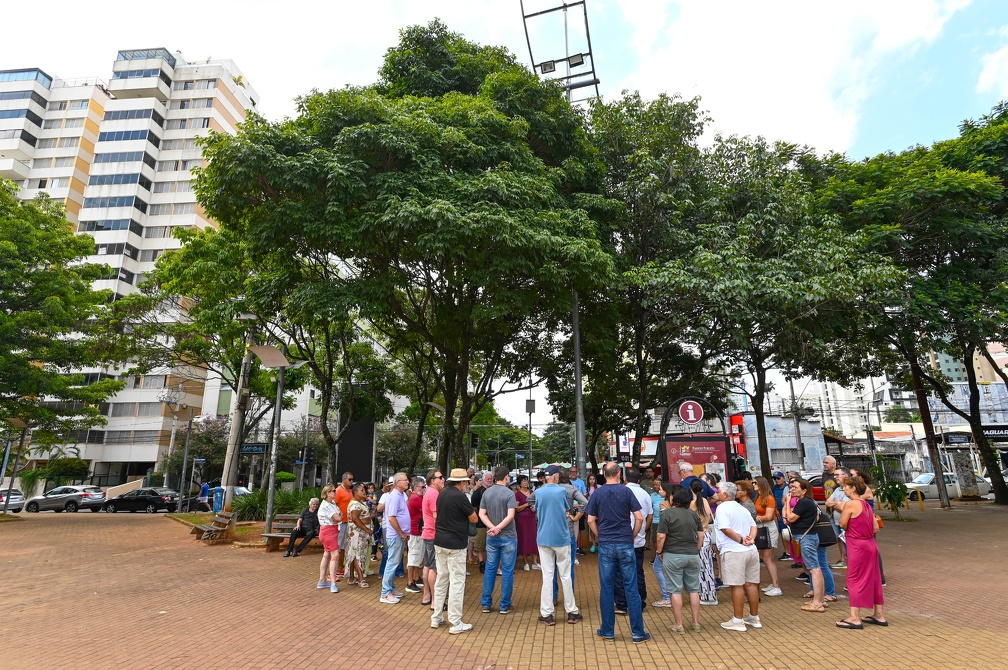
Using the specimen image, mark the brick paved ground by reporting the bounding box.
[1,501,1005,670]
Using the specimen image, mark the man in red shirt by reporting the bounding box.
[421,470,444,606]
[333,472,354,577]
[406,477,427,592]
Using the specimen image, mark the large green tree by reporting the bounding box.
[0,180,123,445]
[194,21,612,475]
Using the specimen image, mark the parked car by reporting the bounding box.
[0,488,24,513]
[104,487,179,513]
[180,485,252,512]
[906,472,991,500]
[802,473,827,502]
[24,485,106,512]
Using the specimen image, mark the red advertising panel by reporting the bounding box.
[729,413,747,459]
[662,434,730,484]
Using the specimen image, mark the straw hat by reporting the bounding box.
[446,468,469,482]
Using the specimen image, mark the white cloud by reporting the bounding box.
[977,43,1008,99]
[610,0,970,153]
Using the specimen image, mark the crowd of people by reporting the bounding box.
[286,457,886,639]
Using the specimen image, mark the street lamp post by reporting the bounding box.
[221,316,258,514]
[178,408,194,512]
[158,383,186,490]
[264,347,305,534]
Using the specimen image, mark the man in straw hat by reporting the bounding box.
[431,468,479,634]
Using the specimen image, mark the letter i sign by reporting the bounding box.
[678,401,703,425]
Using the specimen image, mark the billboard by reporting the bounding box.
[661,434,730,483]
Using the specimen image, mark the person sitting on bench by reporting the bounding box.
[285,498,320,557]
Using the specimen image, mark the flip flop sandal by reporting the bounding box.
[801,603,826,613]
[863,616,889,626]
[359,581,370,588]
[824,595,838,603]
[802,591,815,599]
[836,619,863,629]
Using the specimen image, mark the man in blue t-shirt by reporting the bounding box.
[533,464,582,626]
[586,462,650,644]
[679,462,716,498]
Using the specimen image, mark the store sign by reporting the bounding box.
[984,424,1008,442]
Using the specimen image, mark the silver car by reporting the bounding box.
[905,472,991,500]
[24,485,106,512]
[1,488,24,513]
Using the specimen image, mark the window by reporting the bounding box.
[105,430,132,445]
[173,202,194,214]
[165,119,186,130]
[172,79,215,91]
[57,137,78,148]
[102,109,165,126]
[156,159,199,172]
[36,138,57,149]
[88,173,141,186]
[141,375,167,389]
[148,204,171,216]
[136,402,162,416]
[0,89,47,106]
[110,402,136,417]
[144,226,166,239]
[33,157,53,169]
[94,151,156,169]
[64,118,83,129]
[78,219,143,235]
[97,129,160,146]
[43,118,63,129]
[54,156,74,168]
[82,196,148,213]
[132,430,160,443]
[148,202,193,216]
[28,177,66,188]
[69,100,88,110]
[138,249,160,262]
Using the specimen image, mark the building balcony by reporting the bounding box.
[107,75,170,103]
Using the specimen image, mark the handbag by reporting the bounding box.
[874,513,884,530]
[754,525,771,550]
[815,510,838,547]
[781,526,792,543]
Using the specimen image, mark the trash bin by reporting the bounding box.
[212,486,225,513]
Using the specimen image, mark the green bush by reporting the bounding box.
[275,471,297,483]
[870,462,908,520]
[47,458,90,479]
[231,487,323,521]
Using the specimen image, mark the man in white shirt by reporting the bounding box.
[713,480,762,632]
[615,467,652,613]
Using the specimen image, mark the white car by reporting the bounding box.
[905,472,991,500]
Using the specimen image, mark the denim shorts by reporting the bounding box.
[798,533,823,570]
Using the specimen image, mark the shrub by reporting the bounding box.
[275,471,297,483]
[231,487,323,521]
[870,462,908,520]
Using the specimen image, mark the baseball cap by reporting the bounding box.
[545,464,562,477]
[773,471,785,479]
[388,476,395,484]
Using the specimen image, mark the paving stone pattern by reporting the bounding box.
[1,501,1004,669]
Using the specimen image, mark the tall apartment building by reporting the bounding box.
[1,48,259,486]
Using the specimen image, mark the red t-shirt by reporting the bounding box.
[408,491,424,535]
[334,485,353,523]
[421,487,439,540]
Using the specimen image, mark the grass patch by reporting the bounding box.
[169,512,214,525]
[881,516,917,522]
[0,513,24,522]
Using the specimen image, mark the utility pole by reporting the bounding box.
[788,377,806,469]
[264,346,289,534]
[178,409,194,512]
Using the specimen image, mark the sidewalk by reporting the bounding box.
[0,503,1004,669]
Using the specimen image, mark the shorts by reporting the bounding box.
[423,539,437,569]
[197,497,208,504]
[798,534,824,570]
[337,521,349,548]
[320,525,340,553]
[720,549,760,586]
[407,535,424,568]
[472,527,487,552]
[662,553,702,593]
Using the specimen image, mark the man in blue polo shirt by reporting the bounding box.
[586,462,650,644]
[679,462,716,498]
[533,464,582,626]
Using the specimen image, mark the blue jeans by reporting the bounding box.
[653,553,670,600]
[553,532,577,600]
[382,533,405,597]
[378,535,406,578]
[615,546,646,610]
[798,534,835,596]
[597,543,647,640]
[481,535,517,610]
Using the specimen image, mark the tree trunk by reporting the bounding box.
[409,403,431,477]
[752,367,772,479]
[964,352,1008,504]
[907,356,951,508]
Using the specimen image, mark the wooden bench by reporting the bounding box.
[190,511,233,543]
[261,513,321,553]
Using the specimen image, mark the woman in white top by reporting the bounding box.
[317,484,342,593]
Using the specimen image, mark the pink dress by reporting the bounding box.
[845,500,884,609]
[515,489,538,555]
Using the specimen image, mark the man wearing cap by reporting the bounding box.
[534,464,583,625]
[771,471,790,561]
[432,468,479,634]
[479,465,518,614]
[420,469,444,607]
[380,472,410,604]
[679,462,716,498]
[586,462,649,643]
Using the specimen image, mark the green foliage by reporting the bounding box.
[0,179,125,433]
[869,463,908,520]
[45,458,89,479]
[231,487,322,521]
[14,467,46,497]
[275,470,296,483]
[882,406,921,423]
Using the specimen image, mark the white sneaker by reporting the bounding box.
[743,615,762,629]
[448,622,473,634]
[574,558,580,565]
[524,563,530,572]
[700,599,719,606]
[380,594,401,604]
[763,586,782,597]
[720,618,747,632]
[430,618,443,628]
[532,564,541,571]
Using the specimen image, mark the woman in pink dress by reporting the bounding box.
[514,475,539,571]
[835,473,886,629]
